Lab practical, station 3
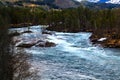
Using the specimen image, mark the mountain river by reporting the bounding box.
[10,26,120,80]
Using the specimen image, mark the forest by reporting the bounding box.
[0,6,120,32]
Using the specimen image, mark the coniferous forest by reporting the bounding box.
[0,6,120,32]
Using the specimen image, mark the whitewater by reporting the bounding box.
[10,25,120,80]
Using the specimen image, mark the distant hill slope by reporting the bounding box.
[0,0,120,9]
[54,0,79,8]
[0,0,79,9]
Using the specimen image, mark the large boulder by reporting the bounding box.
[21,30,33,34]
[16,41,36,48]
[36,41,56,47]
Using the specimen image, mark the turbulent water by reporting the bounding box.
[10,26,120,80]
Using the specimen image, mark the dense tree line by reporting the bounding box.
[0,6,120,32]
[0,6,120,40]
[47,7,120,33]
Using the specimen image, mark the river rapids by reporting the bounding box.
[10,25,120,80]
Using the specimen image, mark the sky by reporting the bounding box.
[76,0,102,2]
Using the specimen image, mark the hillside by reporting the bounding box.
[0,0,120,9]
[54,0,79,8]
[0,0,79,9]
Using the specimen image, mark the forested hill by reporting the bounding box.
[0,0,79,9]
[0,0,120,9]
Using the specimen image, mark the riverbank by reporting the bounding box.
[90,30,120,48]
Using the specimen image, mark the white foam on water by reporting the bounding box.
[46,32,112,65]
[11,26,118,62]
[47,35,73,46]
[30,25,42,33]
[9,27,28,33]
[47,32,106,55]
[31,61,101,80]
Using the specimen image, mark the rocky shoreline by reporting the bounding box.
[90,31,120,48]
[47,27,120,48]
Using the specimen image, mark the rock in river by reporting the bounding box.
[36,41,56,47]
[16,41,36,48]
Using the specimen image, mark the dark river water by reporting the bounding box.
[10,26,120,80]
